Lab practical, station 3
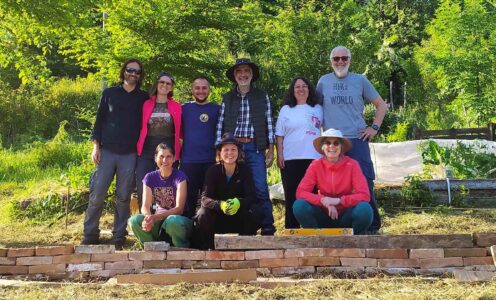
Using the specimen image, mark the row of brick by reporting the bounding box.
[1,255,493,275]
[1,246,491,260]
[1,263,495,280]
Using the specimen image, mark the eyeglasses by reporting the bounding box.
[294,84,308,89]
[323,140,341,146]
[125,67,141,75]
[332,56,349,62]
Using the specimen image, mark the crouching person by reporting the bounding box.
[129,143,193,248]
[192,133,262,250]
[293,129,373,234]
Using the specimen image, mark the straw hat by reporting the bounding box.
[313,128,352,155]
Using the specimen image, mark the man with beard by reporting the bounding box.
[181,77,220,218]
[316,46,387,233]
[216,58,276,235]
[83,59,149,249]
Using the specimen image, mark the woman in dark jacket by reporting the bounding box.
[192,133,262,250]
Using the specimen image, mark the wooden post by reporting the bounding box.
[65,186,70,229]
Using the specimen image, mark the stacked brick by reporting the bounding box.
[0,233,495,280]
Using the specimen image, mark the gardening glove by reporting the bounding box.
[220,198,240,215]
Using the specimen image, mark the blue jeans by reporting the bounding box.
[129,214,193,248]
[293,199,373,235]
[240,141,275,233]
[346,138,381,232]
[84,149,136,242]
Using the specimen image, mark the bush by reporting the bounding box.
[31,121,87,170]
[400,175,436,207]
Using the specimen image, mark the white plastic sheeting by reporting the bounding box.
[371,139,496,183]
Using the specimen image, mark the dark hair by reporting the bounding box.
[155,143,175,157]
[119,59,144,88]
[283,76,317,108]
[191,76,210,87]
[215,143,244,164]
[149,72,175,98]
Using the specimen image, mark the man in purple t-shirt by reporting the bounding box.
[181,77,220,217]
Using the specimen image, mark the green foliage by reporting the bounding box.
[387,121,410,142]
[419,140,496,179]
[400,175,436,207]
[451,184,468,208]
[9,191,88,224]
[415,0,496,126]
[30,121,87,169]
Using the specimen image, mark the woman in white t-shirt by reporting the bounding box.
[275,77,323,229]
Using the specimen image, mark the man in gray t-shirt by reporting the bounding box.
[316,46,388,233]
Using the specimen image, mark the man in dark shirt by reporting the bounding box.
[215,58,276,235]
[83,59,149,249]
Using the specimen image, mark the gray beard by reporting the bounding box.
[332,65,349,78]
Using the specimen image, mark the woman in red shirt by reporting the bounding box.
[294,128,373,234]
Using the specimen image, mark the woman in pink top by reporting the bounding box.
[294,128,373,234]
[136,72,182,210]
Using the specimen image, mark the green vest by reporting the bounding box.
[222,87,269,150]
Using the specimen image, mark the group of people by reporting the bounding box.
[82,45,387,250]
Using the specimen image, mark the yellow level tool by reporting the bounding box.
[283,228,354,236]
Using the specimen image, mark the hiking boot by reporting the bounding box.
[81,238,100,245]
[113,237,126,250]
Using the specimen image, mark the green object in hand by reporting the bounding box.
[220,198,240,215]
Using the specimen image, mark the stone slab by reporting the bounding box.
[474,233,496,247]
[75,245,115,254]
[0,257,16,266]
[7,248,35,257]
[366,249,408,259]
[116,269,257,284]
[128,251,166,261]
[91,253,129,262]
[453,270,496,282]
[16,256,53,266]
[409,248,444,259]
[215,235,474,250]
[143,260,182,269]
[53,254,90,264]
[444,248,488,257]
[182,260,221,269]
[0,266,28,275]
[35,246,74,256]
[299,257,340,267]
[0,248,7,257]
[105,261,143,270]
[419,257,463,269]
[67,263,104,272]
[29,264,66,274]
[271,266,315,276]
[221,260,259,269]
[144,242,170,252]
[166,251,205,260]
[205,251,245,261]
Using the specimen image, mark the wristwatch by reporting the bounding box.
[371,124,380,131]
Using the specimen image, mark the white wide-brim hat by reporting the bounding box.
[313,128,353,155]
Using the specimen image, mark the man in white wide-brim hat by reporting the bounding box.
[293,128,373,235]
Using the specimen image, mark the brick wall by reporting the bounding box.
[1,233,495,280]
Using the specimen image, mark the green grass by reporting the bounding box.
[1,277,496,299]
